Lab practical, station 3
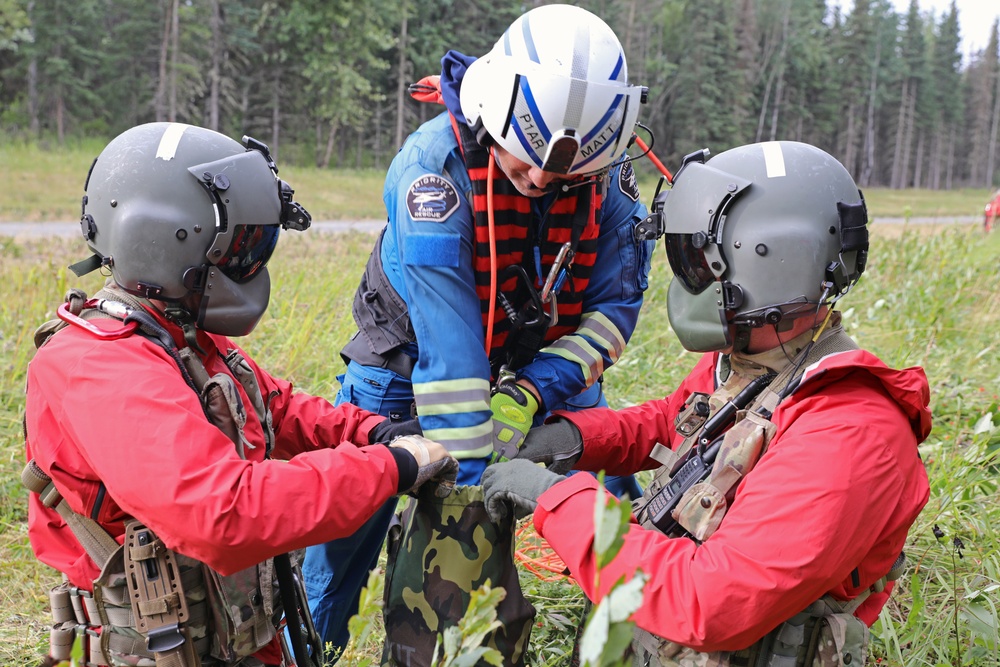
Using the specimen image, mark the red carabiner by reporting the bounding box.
[57,299,139,339]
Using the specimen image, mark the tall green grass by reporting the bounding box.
[1,223,998,665]
[0,139,994,222]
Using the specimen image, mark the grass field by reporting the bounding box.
[0,137,995,222]
[1,143,999,666]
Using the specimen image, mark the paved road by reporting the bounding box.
[0,216,979,238]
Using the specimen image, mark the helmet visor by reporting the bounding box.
[217,224,280,283]
[665,232,714,294]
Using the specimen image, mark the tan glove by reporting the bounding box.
[389,435,459,497]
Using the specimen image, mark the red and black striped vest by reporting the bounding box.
[451,119,604,360]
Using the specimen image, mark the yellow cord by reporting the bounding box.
[811,308,835,343]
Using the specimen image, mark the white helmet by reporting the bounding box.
[460,4,646,176]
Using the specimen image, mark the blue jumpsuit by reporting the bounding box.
[302,57,655,656]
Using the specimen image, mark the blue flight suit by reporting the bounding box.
[302,51,654,657]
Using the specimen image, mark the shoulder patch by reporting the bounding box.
[618,160,640,202]
[406,174,460,222]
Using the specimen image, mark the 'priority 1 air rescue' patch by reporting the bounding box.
[618,160,640,202]
[406,174,460,222]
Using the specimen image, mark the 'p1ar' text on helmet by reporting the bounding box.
[662,141,869,353]
[75,122,311,336]
[459,4,646,177]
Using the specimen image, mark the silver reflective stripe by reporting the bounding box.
[414,378,493,457]
[577,312,626,362]
[414,377,490,401]
[544,335,605,385]
[541,312,625,383]
[422,421,494,459]
[413,378,490,416]
[563,23,590,129]
[415,396,490,416]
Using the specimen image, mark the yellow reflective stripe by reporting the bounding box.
[421,421,494,459]
[413,377,491,415]
[544,336,605,385]
[575,312,626,362]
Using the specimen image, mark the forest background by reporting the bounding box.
[2,0,1000,665]
[1,0,1000,191]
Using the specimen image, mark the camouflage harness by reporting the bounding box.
[23,285,298,667]
[629,323,905,667]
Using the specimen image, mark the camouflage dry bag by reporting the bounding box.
[382,483,536,666]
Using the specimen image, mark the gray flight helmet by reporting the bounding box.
[76,122,311,336]
[662,141,868,353]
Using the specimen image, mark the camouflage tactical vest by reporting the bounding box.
[24,285,294,667]
[629,325,888,667]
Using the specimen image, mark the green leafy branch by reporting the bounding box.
[578,472,648,667]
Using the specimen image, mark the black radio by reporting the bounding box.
[645,372,775,536]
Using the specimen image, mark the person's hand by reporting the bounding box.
[389,435,459,497]
[479,459,565,523]
[491,381,539,460]
[513,420,583,474]
[369,417,422,444]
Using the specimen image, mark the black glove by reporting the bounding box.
[389,435,459,498]
[369,417,422,444]
[512,420,583,474]
[480,459,565,523]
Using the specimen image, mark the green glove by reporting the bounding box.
[512,419,584,474]
[480,459,565,523]
[490,381,539,461]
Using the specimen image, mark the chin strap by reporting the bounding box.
[163,306,204,354]
[731,325,752,354]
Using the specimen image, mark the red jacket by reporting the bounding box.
[26,312,396,591]
[536,349,931,653]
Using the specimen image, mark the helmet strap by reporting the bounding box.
[164,305,205,354]
[469,116,494,148]
[732,324,752,354]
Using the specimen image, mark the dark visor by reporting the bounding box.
[217,224,280,283]
[665,232,714,294]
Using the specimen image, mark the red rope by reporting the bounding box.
[514,523,573,582]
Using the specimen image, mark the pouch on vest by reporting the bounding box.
[203,557,288,662]
[672,410,776,542]
[120,520,285,665]
[382,483,535,667]
[123,521,194,661]
[96,540,209,667]
[807,612,868,667]
[202,373,253,458]
[765,599,869,667]
[350,229,417,359]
